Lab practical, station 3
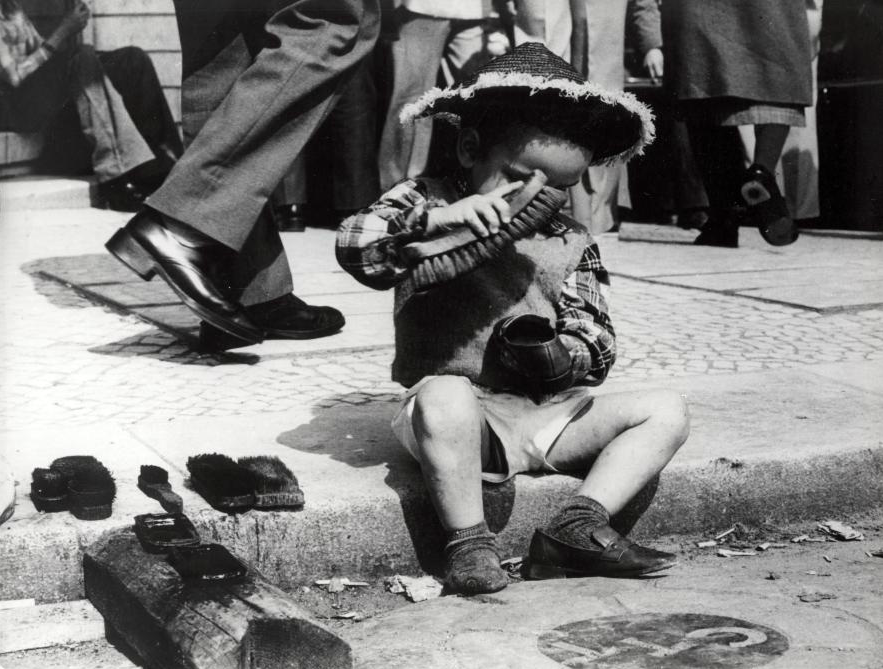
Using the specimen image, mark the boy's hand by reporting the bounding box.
[425,181,523,238]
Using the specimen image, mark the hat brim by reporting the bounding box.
[400,72,655,166]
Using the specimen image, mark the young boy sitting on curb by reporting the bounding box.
[337,43,690,595]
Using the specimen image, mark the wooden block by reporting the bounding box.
[84,531,352,669]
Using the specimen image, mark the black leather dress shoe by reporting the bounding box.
[199,293,345,351]
[105,209,263,343]
[98,178,147,213]
[693,210,739,248]
[526,525,677,579]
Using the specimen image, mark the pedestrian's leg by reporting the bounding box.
[69,44,154,183]
[742,122,799,245]
[106,0,380,344]
[671,118,710,227]
[149,0,381,252]
[441,20,488,84]
[688,121,744,247]
[753,124,790,174]
[98,47,183,162]
[527,389,689,579]
[411,376,509,594]
[326,58,380,213]
[377,8,449,190]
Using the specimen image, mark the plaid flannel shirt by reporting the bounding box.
[336,178,617,385]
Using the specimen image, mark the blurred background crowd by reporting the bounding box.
[2,0,881,235]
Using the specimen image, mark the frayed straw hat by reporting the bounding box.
[400,42,655,166]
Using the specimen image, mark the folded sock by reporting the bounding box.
[447,521,493,544]
[545,495,610,546]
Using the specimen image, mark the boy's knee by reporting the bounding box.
[648,389,691,445]
[413,376,478,438]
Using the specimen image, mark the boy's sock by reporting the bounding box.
[544,495,610,546]
[444,521,508,595]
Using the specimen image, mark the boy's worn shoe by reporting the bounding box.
[199,293,345,351]
[526,525,677,580]
[444,533,509,595]
[740,164,798,246]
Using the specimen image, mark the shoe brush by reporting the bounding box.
[138,465,184,514]
[67,461,116,520]
[186,453,256,513]
[30,467,69,512]
[238,456,304,509]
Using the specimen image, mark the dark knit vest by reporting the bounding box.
[392,177,589,390]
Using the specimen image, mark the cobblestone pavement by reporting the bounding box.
[2,225,882,431]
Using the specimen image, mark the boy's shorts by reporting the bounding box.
[391,376,595,483]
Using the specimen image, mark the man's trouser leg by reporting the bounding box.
[147,0,379,305]
[377,9,450,190]
[70,44,155,183]
[568,0,626,233]
[98,47,184,163]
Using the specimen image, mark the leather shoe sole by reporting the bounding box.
[105,215,263,344]
[526,526,677,579]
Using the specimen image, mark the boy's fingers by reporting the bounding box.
[475,201,502,234]
[464,211,489,237]
[490,180,523,198]
[490,197,512,223]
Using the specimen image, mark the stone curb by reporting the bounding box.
[2,426,880,604]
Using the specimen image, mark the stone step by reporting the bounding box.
[0,177,95,211]
[2,364,881,605]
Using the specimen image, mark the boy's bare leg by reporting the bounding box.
[412,376,487,530]
[411,375,508,594]
[547,388,690,514]
[528,388,689,579]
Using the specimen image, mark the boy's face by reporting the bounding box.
[461,128,593,195]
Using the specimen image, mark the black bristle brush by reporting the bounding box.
[186,453,256,513]
[400,170,568,292]
[238,456,304,509]
[30,467,69,512]
[49,455,100,479]
[67,462,116,521]
[138,465,184,514]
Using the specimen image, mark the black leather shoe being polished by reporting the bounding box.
[526,525,677,580]
[198,294,345,352]
[105,209,263,343]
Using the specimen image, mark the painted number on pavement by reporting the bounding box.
[537,613,788,668]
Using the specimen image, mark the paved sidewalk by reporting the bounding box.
[1,206,882,607]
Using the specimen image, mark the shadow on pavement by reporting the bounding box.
[21,256,259,366]
[277,395,518,575]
